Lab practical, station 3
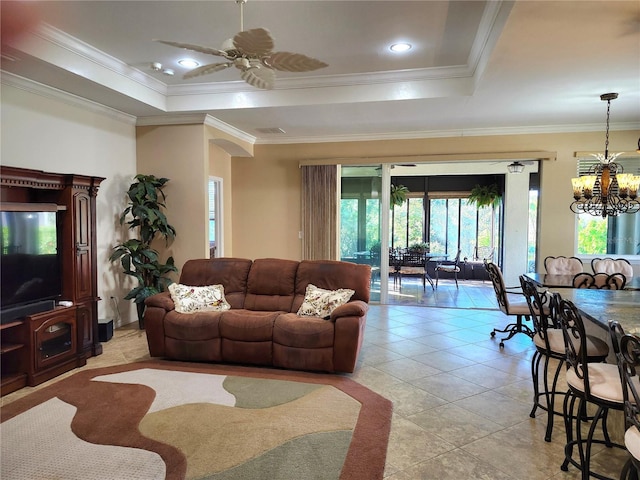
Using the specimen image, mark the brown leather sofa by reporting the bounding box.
[144,257,371,373]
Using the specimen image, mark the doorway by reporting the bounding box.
[208,177,223,258]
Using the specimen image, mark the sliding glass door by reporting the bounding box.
[340,166,388,303]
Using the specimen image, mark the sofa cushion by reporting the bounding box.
[244,258,298,312]
[179,258,252,309]
[219,310,278,341]
[164,310,223,341]
[296,283,354,319]
[273,313,335,349]
[293,260,371,312]
[168,283,230,314]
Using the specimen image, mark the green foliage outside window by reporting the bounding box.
[577,217,607,255]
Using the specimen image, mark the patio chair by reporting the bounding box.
[435,249,461,288]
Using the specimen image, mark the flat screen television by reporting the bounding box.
[0,204,62,320]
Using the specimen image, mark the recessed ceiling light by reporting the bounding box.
[390,43,412,53]
[178,58,200,68]
[162,68,174,76]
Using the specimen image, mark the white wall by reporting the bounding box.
[1,80,139,326]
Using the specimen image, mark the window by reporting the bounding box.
[391,197,424,250]
[208,177,223,258]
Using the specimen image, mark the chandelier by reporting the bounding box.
[570,93,640,218]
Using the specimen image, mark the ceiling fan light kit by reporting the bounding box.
[569,93,640,218]
[155,0,328,89]
[507,162,525,174]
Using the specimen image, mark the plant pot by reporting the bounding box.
[136,302,145,330]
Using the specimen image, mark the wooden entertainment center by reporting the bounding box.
[0,166,104,396]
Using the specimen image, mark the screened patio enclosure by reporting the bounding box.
[340,161,539,303]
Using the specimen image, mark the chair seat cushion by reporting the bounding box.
[437,266,460,273]
[625,426,640,461]
[566,362,640,403]
[534,330,609,360]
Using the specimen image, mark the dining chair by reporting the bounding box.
[572,272,627,290]
[591,257,634,279]
[614,325,640,480]
[519,280,609,443]
[558,298,626,480]
[484,261,533,347]
[544,256,584,275]
[435,249,461,288]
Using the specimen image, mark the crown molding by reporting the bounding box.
[36,23,168,95]
[136,114,256,145]
[254,122,640,145]
[1,71,136,125]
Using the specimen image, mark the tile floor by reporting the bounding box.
[1,281,629,479]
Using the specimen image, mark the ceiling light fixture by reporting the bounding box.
[570,93,640,218]
[390,43,412,53]
[150,61,162,71]
[507,162,525,174]
[162,68,174,76]
[178,58,200,68]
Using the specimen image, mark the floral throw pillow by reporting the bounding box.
[297,283,355,319]
[168,283,231,314]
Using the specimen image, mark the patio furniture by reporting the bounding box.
[435,249,462,288]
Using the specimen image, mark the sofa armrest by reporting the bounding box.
[145,291,175,311]
[330,300,368,321]
[143,292,173,357]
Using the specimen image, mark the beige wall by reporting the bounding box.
[136,124,208,273]
[230,131,639,267]
[1,83,138,325]
[3,82,638,321]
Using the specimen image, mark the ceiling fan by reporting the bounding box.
[154,0,328,90]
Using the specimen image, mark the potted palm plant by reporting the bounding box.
[110,174,177,328]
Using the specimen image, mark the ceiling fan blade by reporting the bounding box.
[154,39,228,58]
[183,62,231,79]
[233,28,274,57]
[240,66,275,90]
[265,52,328,72]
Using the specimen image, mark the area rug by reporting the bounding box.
[1,360,392,480]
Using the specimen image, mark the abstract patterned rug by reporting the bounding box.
[1,360,392,480]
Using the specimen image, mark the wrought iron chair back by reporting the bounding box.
[519,275,557,341]
[557,297,591,396]
[572,272,626,290]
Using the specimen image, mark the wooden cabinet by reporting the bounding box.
[26,306,85,387]
[0,166,104,395]
[0,320,28,396]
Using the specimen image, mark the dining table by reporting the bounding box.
[524,272,640,291]
[549,287,640,333]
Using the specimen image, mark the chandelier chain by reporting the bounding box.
[605,98,611,158]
